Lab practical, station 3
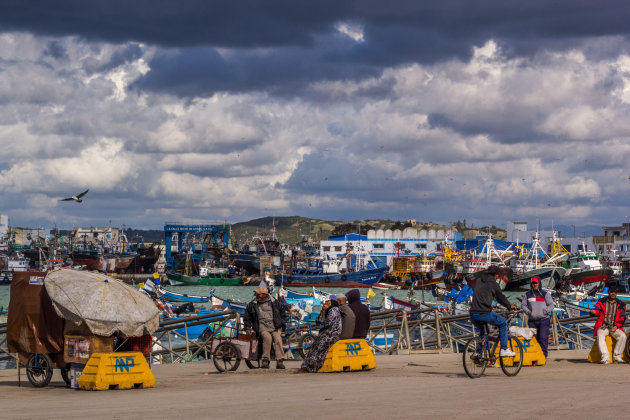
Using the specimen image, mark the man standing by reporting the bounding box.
[244,285,288,369]
[336,294,356,340]
[470,265,518,357]
[589,286,627,364]
[521,277,554,358]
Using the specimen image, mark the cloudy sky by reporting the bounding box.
[1,1,630,231]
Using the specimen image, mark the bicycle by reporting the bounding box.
[462,311,524,378]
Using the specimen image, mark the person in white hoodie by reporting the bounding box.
[521,277,554,358]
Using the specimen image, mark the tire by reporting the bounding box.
[298,332,318,359]
[341,274,348,281]
[499,337,524,377]
[26,354,54,388]
[462,336,488,378]
[625,336,630,361]
[245,359,261,369]
[213,342,241,372]
[60,367,71,387]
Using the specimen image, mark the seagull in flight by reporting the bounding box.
[60,189,89,203]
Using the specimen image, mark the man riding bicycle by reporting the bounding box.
[470,265,518,357]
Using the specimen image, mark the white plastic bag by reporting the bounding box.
[509,325,536,340]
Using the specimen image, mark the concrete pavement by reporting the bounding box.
[0,350,625,419]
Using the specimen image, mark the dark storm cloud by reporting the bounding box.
[131,36,381,97]
[5,1,630,97]
[4,1,630,50]
[81,43,144,75]
[43,40,68,60]
[281,152,438,203]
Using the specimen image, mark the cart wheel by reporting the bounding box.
[213,342,241,372]
[245,359,260,369]
[26,354,53,388]
[60,367,71,387]
[298,332,318,359]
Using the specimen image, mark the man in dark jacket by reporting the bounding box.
[589,286,627,364]
[336,294,356,339]
[470,265,517,356]
[521,277,554,357]
[244,285,289,369]
[346,289,370,338]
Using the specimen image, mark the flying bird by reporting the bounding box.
[60,189,89,203]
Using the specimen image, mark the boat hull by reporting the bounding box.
[166,273,242,286]
[505,266,566,291]
[275,267,387,288]
[568,268,612,286]
[158,287,210,303]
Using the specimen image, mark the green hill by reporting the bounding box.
[230,216,499,244]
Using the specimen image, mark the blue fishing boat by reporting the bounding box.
[157,286,210,303]
[276,266,387,288]
[210,291,247,314]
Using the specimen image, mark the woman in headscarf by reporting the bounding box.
[296,295,342,373]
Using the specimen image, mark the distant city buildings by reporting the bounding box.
[73,227,120,247]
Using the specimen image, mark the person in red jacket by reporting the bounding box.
[589,286,627,364]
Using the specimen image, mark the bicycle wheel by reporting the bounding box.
[499,337,524,377]
[298,332,318,359]
[462,336,488,378]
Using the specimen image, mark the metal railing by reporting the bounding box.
[0,309,601,370]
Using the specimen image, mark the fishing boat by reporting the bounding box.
[276,244,387,287]
[156,286,210,303]
[166,266,242,286]
[506,231,567,291]
[277,266,387,288]
[209,291,248,314]
[372,282,401,290]
[563,246,613,287]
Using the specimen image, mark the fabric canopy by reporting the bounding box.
[44,269,159,337]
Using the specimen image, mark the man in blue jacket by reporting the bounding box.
[521,277,554,358]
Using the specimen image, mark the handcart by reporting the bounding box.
[6,272,70,387]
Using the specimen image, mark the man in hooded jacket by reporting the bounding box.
[470,265,518,357]
[346,289,370,338]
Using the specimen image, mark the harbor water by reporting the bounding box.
[0,283,526,315]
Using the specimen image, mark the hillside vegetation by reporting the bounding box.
[231,216,506,244]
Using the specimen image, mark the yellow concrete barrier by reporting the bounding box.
[493,336,546,366]
[318,339,376,373]
[78,352,155,391]
[588,333,630,363]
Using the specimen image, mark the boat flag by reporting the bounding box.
[366,288,375,299]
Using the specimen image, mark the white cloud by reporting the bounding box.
[335,22,365,43]
[1,32,629,228]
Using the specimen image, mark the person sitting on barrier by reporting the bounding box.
[336,294,356,340]
[521,277,554,358]
[346,289,370,339]
[296,295,342,373]
[244,285,288,369]
[470,265,518,357]
[589,286,627,364]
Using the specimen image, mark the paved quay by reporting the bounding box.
[0,350,625,419]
